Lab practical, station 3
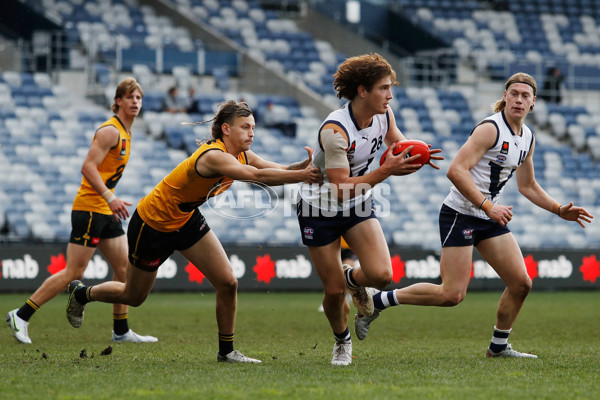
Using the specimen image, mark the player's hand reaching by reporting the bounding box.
[109,197,132,221]
[558,202,594,228]
[301,146,323,184]
[426,144,444,170]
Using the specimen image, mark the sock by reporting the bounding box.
[344,267,359,290]
[334,327,351,344]
[218,332,234,356]
[74,286,93,305]
[113,313,129,335]
[373,289,400,311]
[17,299,39,322]
[489,326,511,353]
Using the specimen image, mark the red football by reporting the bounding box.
[379,140,430,166]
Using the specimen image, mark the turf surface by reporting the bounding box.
[1,291,598,399]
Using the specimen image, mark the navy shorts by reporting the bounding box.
[69,210,125,248]
[439,204,510,247]
[296,197,376,247]
[127,208,211,272]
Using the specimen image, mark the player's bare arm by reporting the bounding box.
[198,150,322,185]
[81,125,132,220]
[515,140,594,227]
[448,122,513,226]
[246,146,314,171]
[517,146,595,228]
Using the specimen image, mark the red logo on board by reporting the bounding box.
[185,261,205,284]
[253,254,276,284]
[390,255,405,284]
[48,253,67,275]
[580,255,600,283]
[524,254,538,280]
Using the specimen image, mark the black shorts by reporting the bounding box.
[296,197,376,247]
[69,210,125,248]
[340,248,356,262]
[128,209,211,272]
[439,204,510,247]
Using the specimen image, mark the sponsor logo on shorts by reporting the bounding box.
[462,228,473,239]
[141,258,161,268]
[303,227,314,239]
[91,237,100,245]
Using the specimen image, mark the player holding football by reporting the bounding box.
[66,100,322,363]
[353,72,594,358]
[297,53,443,365]
[7,78,157,344]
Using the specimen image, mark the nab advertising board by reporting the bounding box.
[0,244,599,292]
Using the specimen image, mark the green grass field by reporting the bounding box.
[1,291,598,400]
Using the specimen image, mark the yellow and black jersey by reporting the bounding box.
[137,139,248,232]
[72,116,131,215]
[341,237,350,250]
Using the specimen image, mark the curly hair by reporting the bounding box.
[112,78,143,114]
[333,53,398,100]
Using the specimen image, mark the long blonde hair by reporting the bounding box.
[492,72,537,113]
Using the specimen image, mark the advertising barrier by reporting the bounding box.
[1,244,598,292]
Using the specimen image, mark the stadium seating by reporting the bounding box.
[1,0,600,250]
[393,0,600,90]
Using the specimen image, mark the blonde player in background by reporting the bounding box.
[353,73,593,358]
[7,78,157,344]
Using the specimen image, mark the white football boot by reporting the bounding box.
[112,329,158,343]
[217,350,262,363]
[486,344,538,358]
[331,342,352,366]
[6,309,32,344]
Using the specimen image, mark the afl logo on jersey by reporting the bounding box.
[496,155,507,163]
[347,140,356,155]
[500,141,509,155]
[303,227,314,239]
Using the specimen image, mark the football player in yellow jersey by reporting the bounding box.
[66,100,322,363]
[7,78,157,344]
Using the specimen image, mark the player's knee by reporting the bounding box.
[510,277,532,299]
[127,292,148,307]
[216,277,238,294]
[370,269,392,289]
[442,290,466,307]
[324,286,346,303]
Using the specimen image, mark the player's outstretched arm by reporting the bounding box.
[556,202,594,228]
[199,150,322,186]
